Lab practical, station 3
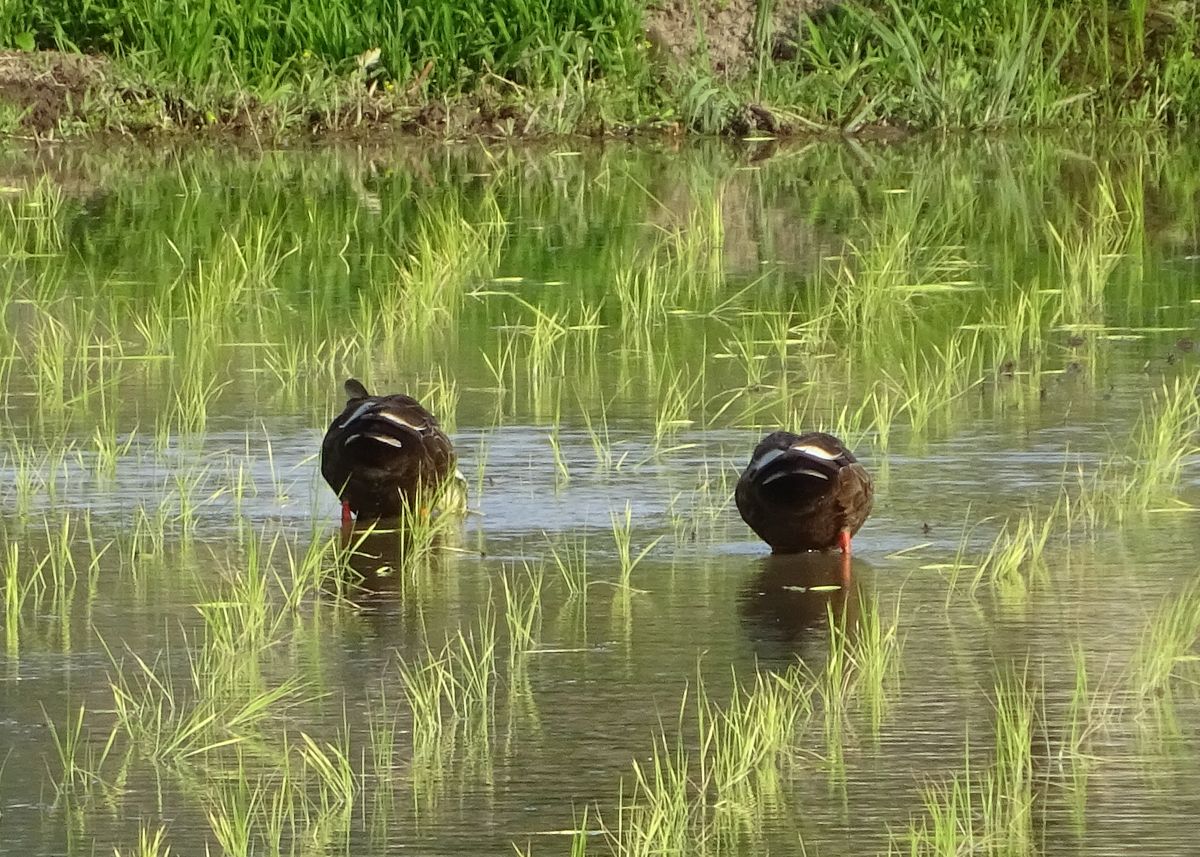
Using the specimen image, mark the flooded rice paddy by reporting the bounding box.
[1,137,1199,856]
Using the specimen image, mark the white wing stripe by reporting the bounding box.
[750,448,786,470]
[378,411,425,431]
[789,443,840,460]
[761,468,829,485]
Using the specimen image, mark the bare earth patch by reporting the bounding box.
[643,0,831,74]
[0,50,116,133]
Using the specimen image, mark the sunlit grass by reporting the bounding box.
[1131,582,1200,704]
[896,669,1038,855]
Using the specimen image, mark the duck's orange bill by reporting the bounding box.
[837,530,851,554]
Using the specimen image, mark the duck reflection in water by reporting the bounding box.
[738,551,869,662]
[332,520,456,603]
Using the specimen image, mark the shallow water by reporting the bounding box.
[1,137,1199,856]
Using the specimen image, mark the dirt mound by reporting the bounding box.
[0,50,115,133]
[643,0,832,75]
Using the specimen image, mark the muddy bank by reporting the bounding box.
[0,49,847,143]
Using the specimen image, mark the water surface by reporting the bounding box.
[1,137,1198,856]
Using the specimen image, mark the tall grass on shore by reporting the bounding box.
[759,0,1200,133]
[5,0,1200,135]
[1,0,648,95]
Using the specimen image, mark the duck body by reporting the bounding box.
[735,431,873,554]
[321,379,457,520]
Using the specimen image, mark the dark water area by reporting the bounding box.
[0,136,1198,856]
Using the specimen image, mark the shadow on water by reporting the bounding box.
[737,551,869,662]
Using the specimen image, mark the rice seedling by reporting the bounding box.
[363,194,504,360]
[548,424,572,489]
[205,771,263,857]
[298,728,358,816]
[611,730,692,856]
[968,501,1059,596]
[0,178,65,260]
[128,500,171,568]
[279,528,345,611]
[611,251,678,329]
[579,397,627,473]
[699,668,811,828]
[714,320,772,393]
[1050,645,1116,832]
[43,702,100,797]
[398,613,499,785]
[895,669,1038,856]
[652,366,702,448]
[1047,175,1137,327]
[610,502,662,589]
[601,661,816,856]
[1112,371,1200,516]
[546,534,590,601]
[988,669,1037,850]
[197,543,281,671]
[850,592,904,733]
[366,682,401,786]
[5,441,65,520]
[502,562,545,666]
[972,283,1058,381]
[504,300,570,398]
[164,374,228,440]
[885,333,985,439]
[666,460,738,546]
[91,421,137,480]
[1064,369,1200,530]
[1130,582,1200,703]
[412,367,462,436]
[113,826,172,857]
[3,543,44,657]
[104,632,306,771]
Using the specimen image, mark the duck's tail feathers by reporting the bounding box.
[338,401,431,450]
[751,447,842,487]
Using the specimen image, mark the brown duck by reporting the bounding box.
[735,431,873,554]
[321,379,458,522]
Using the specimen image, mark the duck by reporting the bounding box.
[735,431,873,554]
[321,379,459,522]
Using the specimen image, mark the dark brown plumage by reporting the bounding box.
[735,431,873,554]
[320,379,457,520]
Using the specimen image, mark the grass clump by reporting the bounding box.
[895,669,1038,856]
[607,663,815,856]
[1131,582,1200,703]
[398,617,498,775]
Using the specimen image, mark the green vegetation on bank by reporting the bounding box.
[1,0,1199,136]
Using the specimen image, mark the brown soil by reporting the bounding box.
[643,0,833,75]
[0,50,114,134]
